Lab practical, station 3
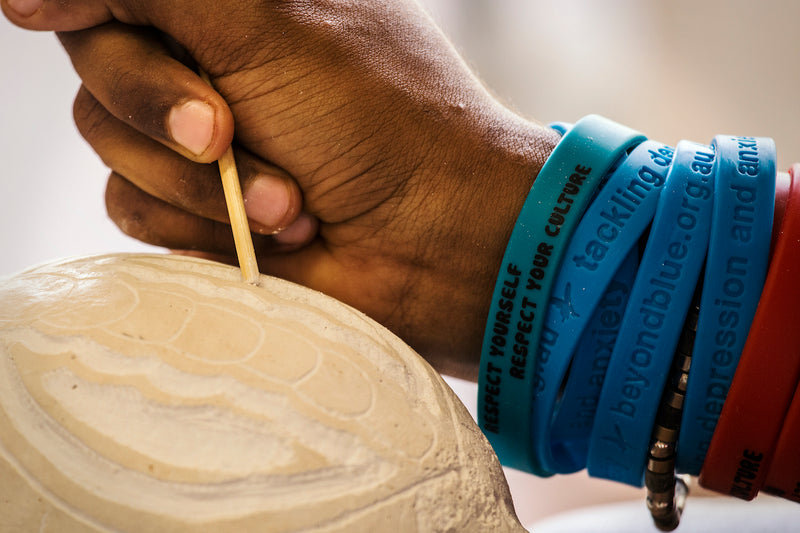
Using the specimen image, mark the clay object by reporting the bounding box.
[0,254,523,532]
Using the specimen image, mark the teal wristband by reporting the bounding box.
[549,122,572,136]
[677,135,776,475]
[530,140,673,474]
[478,114,645,474]
[587,140,715,486]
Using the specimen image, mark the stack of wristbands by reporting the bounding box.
[478,114,800,531]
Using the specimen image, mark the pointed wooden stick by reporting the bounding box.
[198,69,260,285]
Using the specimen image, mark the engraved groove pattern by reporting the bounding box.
[0,254,521,532]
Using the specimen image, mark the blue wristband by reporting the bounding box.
[529,140,673,474]
[478,115,645,475]
[547,247,638,473]
[677,136,776,475]
[587,140,715,486]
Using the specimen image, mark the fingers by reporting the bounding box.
[2,0,231,33]
[62,22,312,238]
[2,0,116,30]
[59,23,233,163]
[106,172,247,255]
[75,84,304,234]
[2,0,262,59]
[106,173,315,255]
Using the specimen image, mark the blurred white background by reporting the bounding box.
[2,0,800,528]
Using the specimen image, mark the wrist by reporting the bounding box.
[464,116,562,372]
[415,109,558,380]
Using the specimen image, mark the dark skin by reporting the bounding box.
[2,0,559,380]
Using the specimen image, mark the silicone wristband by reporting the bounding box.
[763,211,800,499]
[763,385,800,503]
[771,170,792,254]
[478,115,646,474]
[549,122,572,136]
[530,140,673,474]
[587,140,715,487]
[677,135,777,476]
[763,280,800,502]
[737,169,792,501]
[547,247,638,473]
[698,155,800,503]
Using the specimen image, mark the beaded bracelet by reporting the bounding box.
[645,291,699,531]
[478,115,644,474]
[588,140,714,487]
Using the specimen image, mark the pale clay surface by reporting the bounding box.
[0,254,522,532]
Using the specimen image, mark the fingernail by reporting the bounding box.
[274,213,318,245]
[168,100,215,156]
[8,0,44,17]
[8,0,43,17]
[243,175,292,231]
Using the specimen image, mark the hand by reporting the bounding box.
[2,0,558,378]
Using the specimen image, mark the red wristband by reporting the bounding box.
[762,374,800,502]
[698,163,800,500]
[761,166,800,502]
[771,169,792,254]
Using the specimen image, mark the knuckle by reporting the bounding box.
[99,43,172,139]
[72,87,116,162]
[105,173,159,244]
[72,87,106,139]
[105,177,143,239]
[108,1,142,26]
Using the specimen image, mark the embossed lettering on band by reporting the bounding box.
[478,115,645,474]
[548,249,638,472]
[677,135,776,476]
[528,140,673,474]
[588,141,715,487]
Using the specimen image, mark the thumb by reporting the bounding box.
[4,0,140,30]
[2,0,254,43]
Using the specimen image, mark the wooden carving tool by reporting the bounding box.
[198,70,260,285]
